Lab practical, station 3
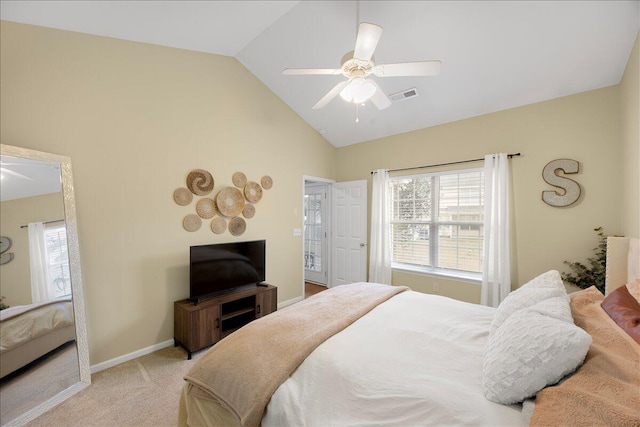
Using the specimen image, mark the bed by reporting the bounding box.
[0,296,75,379]
[179,237,640,426]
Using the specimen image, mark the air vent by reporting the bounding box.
[389,87,419,102]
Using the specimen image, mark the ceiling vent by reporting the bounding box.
[389,88,419,102]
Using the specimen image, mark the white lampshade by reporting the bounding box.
[339,77,377,104]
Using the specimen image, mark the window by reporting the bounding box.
[45,224,71,298]
[304,193,323,272]
[389,168,484,278]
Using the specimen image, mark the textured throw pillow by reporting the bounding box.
[483,306,592,405]
[489,270,566,337]
[601,283,640,344]
[524,295,573,324]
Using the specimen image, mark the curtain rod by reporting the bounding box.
[20,219,65,229]
[371,152,521,174]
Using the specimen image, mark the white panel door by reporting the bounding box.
[331,180,367,287]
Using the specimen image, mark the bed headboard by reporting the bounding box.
[605,236,640,295]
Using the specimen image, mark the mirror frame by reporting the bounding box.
[1,144,90,426]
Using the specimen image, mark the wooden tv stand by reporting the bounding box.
[174,284,277,359]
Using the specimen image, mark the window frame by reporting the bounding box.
[388,167,484,284]
[44,223,72,298]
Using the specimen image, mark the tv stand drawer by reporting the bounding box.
[174,284,277,359]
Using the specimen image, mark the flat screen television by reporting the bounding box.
[190,240,266,303]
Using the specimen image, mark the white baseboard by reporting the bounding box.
[90,339,174,374]
[91,298,301,374]
[278,296,303,309]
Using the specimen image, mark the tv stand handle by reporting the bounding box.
[215,318,220,329]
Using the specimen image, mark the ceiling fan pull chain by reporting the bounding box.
[355,103,360,123]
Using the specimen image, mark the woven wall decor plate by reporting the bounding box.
[196,198,216,219]
[187,169,214,196]
[210,217,227,234]
[229,217,247,236]
[242,203,255,219]
[244,181,263,203]
[232,172,247,188]
[261,175,273,190]
[216,187,245,217]
[173,187,193,206]
[183,214,202,232]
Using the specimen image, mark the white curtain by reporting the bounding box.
[369,169,392,284]
[28,222,55,303]
[481,153,511,307]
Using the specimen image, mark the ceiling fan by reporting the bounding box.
[0,159,56,181]
[0,165,35,181]
[283,22,441,111]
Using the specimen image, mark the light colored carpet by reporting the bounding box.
[1,341,79,424]
[26,345,201,427]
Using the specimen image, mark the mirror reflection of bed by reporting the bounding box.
[0,147,89,426]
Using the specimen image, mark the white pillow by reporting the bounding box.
[489,270,566,337]
[526,295,573,324]
[482,306,591,405]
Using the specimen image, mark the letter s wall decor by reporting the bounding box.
[541,159,582,207]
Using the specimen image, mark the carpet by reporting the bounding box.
[26,345,200,427]
[1,341,79,424]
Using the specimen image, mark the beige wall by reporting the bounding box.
[337,86,623,302]
[1,20,636,366]
[620,31,640,238]
[0,193,65,306]
[0,21,337,364]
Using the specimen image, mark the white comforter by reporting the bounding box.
[262,290,523,427]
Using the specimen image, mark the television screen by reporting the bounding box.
[190,240,266,302]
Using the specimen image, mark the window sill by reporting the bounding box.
[391,263,482,285]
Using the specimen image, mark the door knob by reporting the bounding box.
[360,243,366,247]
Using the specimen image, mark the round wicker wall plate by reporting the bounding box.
[196,198,216,219]
[210,217,227,234]
[244,181,263,203]
[232,172,247,188]
[173,187,193,206]
[216,187,245,217]
[186,169,214,196]
[260,175,273,190]
[242,203,255,219]
[183,214,202,232]
[228,217,247,236]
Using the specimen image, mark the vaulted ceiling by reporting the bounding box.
[1,1,639,147]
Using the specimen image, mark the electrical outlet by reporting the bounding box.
[293,228,302,237]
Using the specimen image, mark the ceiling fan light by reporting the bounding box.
[339,77,376,104]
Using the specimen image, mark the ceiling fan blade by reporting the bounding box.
[313,80,350,109]
[373,60,441,77]
[369,80,392,110]
[0,167,34,181]
[282,68,342,75]
[353,22,383,62]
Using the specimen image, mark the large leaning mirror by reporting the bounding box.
[0,144,90,426]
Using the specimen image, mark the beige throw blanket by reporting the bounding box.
[530,287,640,426]
[183,282,408,427]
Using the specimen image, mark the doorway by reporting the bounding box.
[301,177,369,299]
